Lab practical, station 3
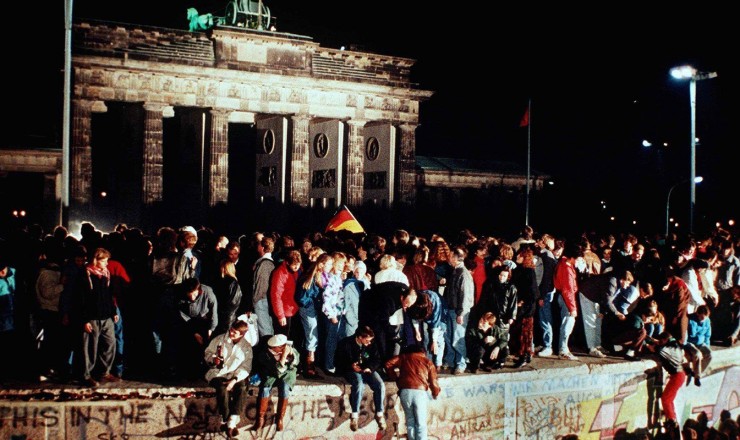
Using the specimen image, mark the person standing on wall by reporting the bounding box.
[385,343,441,440]
[645,331,687,430]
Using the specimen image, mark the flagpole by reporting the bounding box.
[525,98,531,226]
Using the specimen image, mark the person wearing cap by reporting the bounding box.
[204,318,253,437]
[253,334,299,431]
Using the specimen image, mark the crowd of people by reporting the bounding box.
[0,221,739,435]
[559,409,740,439]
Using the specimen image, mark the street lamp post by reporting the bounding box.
[665,176,703,237]
[670,65,717,233]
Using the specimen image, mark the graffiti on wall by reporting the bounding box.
[1,364,739,439]
[517,391,601,439]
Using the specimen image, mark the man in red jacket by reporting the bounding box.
[554,243,582,361]
[270,250,302,337]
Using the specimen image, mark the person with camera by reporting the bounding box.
[253,334,300,431]
[203,317,253,437]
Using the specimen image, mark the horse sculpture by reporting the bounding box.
[187,8,215,32]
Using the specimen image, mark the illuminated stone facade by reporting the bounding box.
[70,21,432,217]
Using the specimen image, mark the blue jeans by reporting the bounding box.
[259,380,291,398]
[254,298,274,339]
[538,289,555,349]
[298,302,319,352]
[324,316,344,372]
[399,388,429,440]
[422,322,446,367]
[443,309,468,370]
[345,371,385,414]
[645,322,663,339]
[558,295,576,355]
[112,307,124,376]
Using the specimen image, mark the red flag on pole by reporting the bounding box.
[519,106,530,127]
[325,205,365,234]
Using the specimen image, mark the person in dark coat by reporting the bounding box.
[334,326,386,431]
[158,278,218,379]
[656,265,691,344]
[80,248,119,386]
[213,260,242,336]
[466,312,509,371]
[358,280,416,361]
[512,247,539,367]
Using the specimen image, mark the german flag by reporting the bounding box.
[325,205,365,234]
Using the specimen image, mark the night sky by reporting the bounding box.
[9,2,736,233]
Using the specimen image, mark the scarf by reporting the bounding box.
[87,263,110,281]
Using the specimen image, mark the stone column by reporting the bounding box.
[398,123,418,205]
[345,120,366,207]
[208,108,232,206]
[142,103,169,204]
[70,99,94,205]
[290,114,311,207]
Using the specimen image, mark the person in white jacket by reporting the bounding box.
[204,317,254,437]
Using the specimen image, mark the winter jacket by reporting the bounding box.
[385,349,440,398]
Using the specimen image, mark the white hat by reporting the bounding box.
[180,225,198,235]
[267,334,288,347]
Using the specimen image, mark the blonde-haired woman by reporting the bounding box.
[322,252,347,373]
[374,254,409,285]
[173,227,200,284]
[214,259,242,336]
[295,253,333,377]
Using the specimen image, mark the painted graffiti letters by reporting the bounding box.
[0,406,60,428]
[69,404,153,427]
[517,392,598,439]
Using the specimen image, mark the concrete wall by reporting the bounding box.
[2,347,738,439]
